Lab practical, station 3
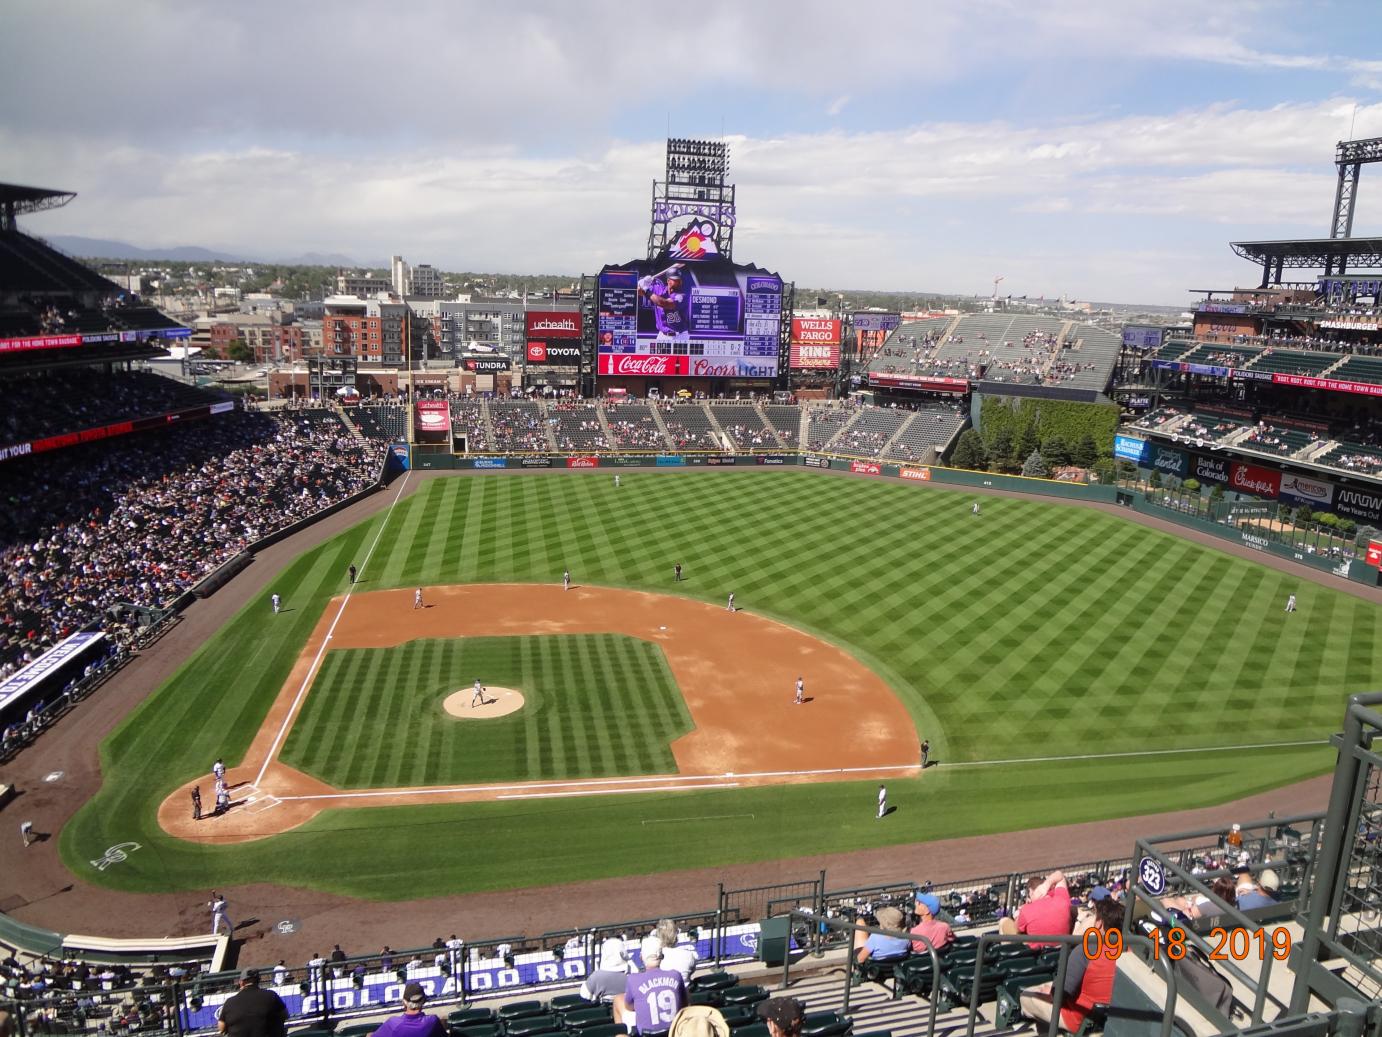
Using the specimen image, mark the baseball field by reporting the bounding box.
[62,469,1370,898]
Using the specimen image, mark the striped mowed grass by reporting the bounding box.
[62,471,1375,897]
[280,635,692,787]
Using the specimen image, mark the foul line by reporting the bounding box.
[642,813,755,825]
[499,783,741,800]
[947,739,1329,769]
[253,471,412,787]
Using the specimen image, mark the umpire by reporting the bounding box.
[218,969,287,1037]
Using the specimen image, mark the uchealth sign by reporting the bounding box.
[789,341,841,369]
[524,311,582,338]
[1229,461,1281,499]
[1278,473,1335,508]
[526,341,582,365]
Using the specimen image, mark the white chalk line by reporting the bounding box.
[942,739,1329,769]
[499,783,741,800]
[253,471,413,787]
[642,813,755,825]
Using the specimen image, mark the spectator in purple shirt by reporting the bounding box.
[614,937,686,1036]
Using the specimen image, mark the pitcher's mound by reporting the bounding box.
[442,687,525,719]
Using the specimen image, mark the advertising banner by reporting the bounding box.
[1192,454,1231,485]
[703,456,736,466]
[596,354,779,378]
[415,400,451,436]
[1122,326,1167,349]
[565,456,599,469]
[1150,445,1188,479]
[1367,541,1382,569]
[526,342,582,365]
[853,313,902,332]
[1228,461,1281,498]
[1114,435,1151,464]
[1270,373,1382,397]
[655,455,686,467]
[850,461,881,476]
[1336,487,1382,524]
[1277,473,1335,508]
[519,457,553,468]
[789,341,841,369]
[524,312,582,338]
[791,318,842,344]
[463,357,511,373]
[0,631,105,712]
[899,467,932,481]
[755,455,788,465]
[473,457,508,469]
[803,456,831,469]
[867,372,969,392]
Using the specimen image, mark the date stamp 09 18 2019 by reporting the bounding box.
[1082,926,1292,962]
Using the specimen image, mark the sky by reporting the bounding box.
[5,0,1382,305]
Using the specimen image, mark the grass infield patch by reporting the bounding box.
[279,634,692,787]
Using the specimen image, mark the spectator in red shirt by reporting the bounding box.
[1016,869,1075,949]
[908,893,954,955]
[1019,899,1123,1032]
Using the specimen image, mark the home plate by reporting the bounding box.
[659,626,667,631]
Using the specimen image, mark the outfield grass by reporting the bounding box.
[280,635,692,787]
[63,471,1367,897]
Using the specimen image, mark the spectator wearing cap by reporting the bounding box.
[1016,869,1075,949]
[580,938,634,1005]
[756,997,805,1037]
[614,936,686,1037]
[1234,866,1278,910]
[217,969,287,1037]
[855,906,910,964]
[908,893,954,955]
[372,982,444,1037]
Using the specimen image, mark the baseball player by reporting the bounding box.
[414,587,424,609]
[472,679,486,708]
[726,592,735,612]
[271,593,281,614]
[20,820,34,847]
[209,891,233,936]
[348,564,357,584]
[614,474,621,488]
[877,784,888,820]
[563,569,571,592]
[216,785,230,814]
[972,502,981,516]
[920,739,931,768]
[674,563,682,582]
[639,266,692,344]
[212,758,226,783]
[1285,594,1296,613]
[794,677,804,705]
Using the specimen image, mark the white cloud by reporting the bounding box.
[826,96,851,117]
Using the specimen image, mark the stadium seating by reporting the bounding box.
[761,405,804,446]
[1244,349,1338,377]
[604,400,667,450]
[0,231,118,296]
[708,404,778,450]
[805,407,855,451]
[449,399,491,449]
[348,405,408,441]
[1316,441,1382,475]
[1238,423,1321,459]
[1046,328,1120,390]
[489,400,550,452]
[831,407,908,457]
[882,407,966,463]
[659,403,722,450]
[549,401,612,452]
[1327,354,1382,387]
[1177,343,1264,368]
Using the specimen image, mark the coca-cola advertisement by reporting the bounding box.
[598,354,688,377]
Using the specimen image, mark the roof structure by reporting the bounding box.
[0,183,76,227]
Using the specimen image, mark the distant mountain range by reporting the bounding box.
[45,235,370,268]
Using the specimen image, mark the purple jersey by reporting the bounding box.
[650,287,690,337]
[623,968,686,1034]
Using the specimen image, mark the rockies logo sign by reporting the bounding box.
[91,841,142,871]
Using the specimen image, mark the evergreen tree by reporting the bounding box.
[1021,450,1049,478]
[951,430,988,470]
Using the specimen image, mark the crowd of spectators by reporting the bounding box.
[0,369,219,448]
[0,409,379,674]
[604,402,668,450]
[487,402,549,452]
[448,398,490,450]
[981,331,1062,384]
[549,401,610,452]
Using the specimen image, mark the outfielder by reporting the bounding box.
[1285,594,1296,613]
[726,592,735,612]
[271,593,281,614]
[563,569,571,592]
[877,784,888,820]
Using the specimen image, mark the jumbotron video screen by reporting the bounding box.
[597,257,784,378]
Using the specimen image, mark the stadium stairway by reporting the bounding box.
[754,402,789,449]
[823,409,866,453]
[539,403,560,452]
[1319,355,1350,377]
[595,405,617,446]
[337,405,370,446]
[796,407,811,451]
[1042,321,1076,381]
[647,404,676,450]
[699,404,732,452]
[879,413,920,459]
[481,403,498,448]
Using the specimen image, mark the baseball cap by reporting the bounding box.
[640,934,664,964]
[240,968,260,983]
[1089,886,1112,902]
[915,893,941,915]
[757,998,805,1030]
[403,982,427,1005]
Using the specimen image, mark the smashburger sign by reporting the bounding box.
[526,341,582,365]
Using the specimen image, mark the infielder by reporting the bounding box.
[271,593,281,614]
[209,891,232,935]
[674,563,682,582]
[414,587,424,609]
[794,677,804,705]
[563,569,571,591]
[877,784,888,820]
[471,679,486,708]
[20,820,34,847]
[726,592,735,612]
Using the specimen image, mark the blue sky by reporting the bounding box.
[4,0,1382,304]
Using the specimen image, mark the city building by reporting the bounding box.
[335,271,391,297]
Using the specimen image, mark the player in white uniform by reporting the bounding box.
[877,784,887,820]
[726,593,735,612]
[209,891,233,935]
[1285,594,1297,613]
[794,677,804,705]
[563,569,571,591]
[414,587,424,609]
[271,593,281,614]
[471,679,486,708]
